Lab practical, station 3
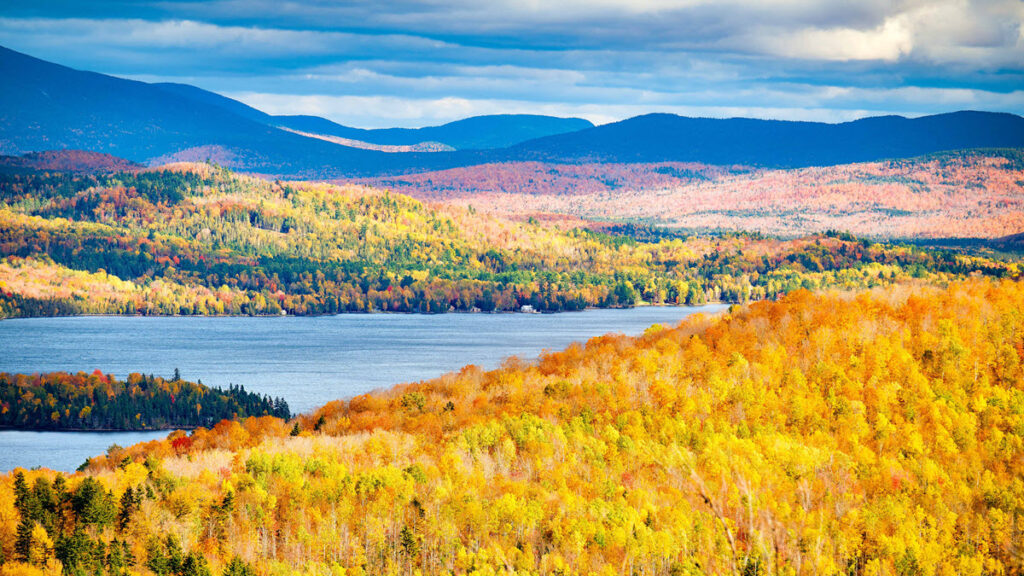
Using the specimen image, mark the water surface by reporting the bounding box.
[0,305,724,471]
[0,430,170,473]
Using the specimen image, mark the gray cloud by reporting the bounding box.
[0,0,1020,127]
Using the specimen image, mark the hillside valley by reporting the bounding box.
[1,160,1016,319]
[360,149,1024,239]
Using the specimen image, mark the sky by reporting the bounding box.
[0,0,1022,128]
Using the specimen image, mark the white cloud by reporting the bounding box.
[749,18,913,61]
[225,87,1024,129]
[0,17,446,57]
[0,1,1020,127]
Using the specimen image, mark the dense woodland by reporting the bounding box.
[369,149,1024,239]
[0,162,1019,319]
[0,278,1021,575]
[0,371,289,431]
[0,151,142,175]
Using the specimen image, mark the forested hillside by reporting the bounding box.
[0,151,141,175]
[0,278,1021,575]
[2,162,1014,319]
[0,371,289,431]
[363,149,1024,239]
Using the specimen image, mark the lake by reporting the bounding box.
[0,305,724,471]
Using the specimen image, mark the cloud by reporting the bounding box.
[0,17,447,59]
[0,0,1021,127]
[748,18,914,61]
[139,0,1020,65]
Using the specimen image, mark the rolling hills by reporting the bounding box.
[152,82,593,151]
[271,114,595,151]
[3,45,1023,179]
[1,161,1015,319]
[364,149,1024,239]
[0,45,389,175]
[499,111,1024,167]
[0,46,586,176]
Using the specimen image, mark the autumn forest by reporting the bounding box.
[0,162,1018,320]
[1,279,1022,576]
[1,39,1023,576]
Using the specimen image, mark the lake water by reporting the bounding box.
[0,305,724,471]
[0,430,172,473]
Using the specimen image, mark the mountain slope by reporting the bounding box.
[272,114,594,150]
[0,45,277,158]
[153,82,275,123]
[0,45,428,175]
[0,150,141,174]
[154,84,593,151]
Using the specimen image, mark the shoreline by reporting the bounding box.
[0,301,727,322]
[0,426,191,433]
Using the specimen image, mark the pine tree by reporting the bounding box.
[401,525,419,559]
[54,528,96,574]
[13,471,29,516]
[73,477,116,527]
[107,539,128,576]
[15,518,33,563]
[181,552,211,576]
[222,557,256,576]
[118,486,138,531]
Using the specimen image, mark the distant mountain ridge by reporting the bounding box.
[0,44,384,173]
[153,82,593,150]
[2,45,1023,178]
[503,111,1024,166]
[0,45,581,176]
[271,114,594,151]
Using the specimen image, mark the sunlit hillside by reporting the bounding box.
[1,278,1021,575]
[3,162,1014,319]
[361,149,1024,239]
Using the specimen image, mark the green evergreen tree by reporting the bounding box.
[181,552,212,576]
[400,525,419,558]
[118,486,138,531]
[222,557,256,576]
[15,517,33,563]
[72,477,116,527]
[13,471,29,515]
[55,528,101,575]
[107,539,135,576]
